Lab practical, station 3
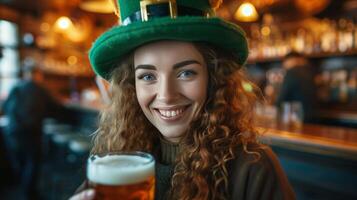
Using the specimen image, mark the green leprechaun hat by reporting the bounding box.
[89,0,248,80]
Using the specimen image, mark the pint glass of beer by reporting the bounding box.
[87,151,155,200]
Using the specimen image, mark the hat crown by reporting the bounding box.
[91,0,248,80]
[116,0,212,21]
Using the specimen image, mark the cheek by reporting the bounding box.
[182,79,208,105]
[135,84,146,108]
[136,85,153,110]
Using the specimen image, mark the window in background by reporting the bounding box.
[0,20,20,99]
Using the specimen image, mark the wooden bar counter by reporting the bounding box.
[257,123,357,161]
[256,122,357,199]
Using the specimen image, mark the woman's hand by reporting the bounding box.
[69,189,95,200]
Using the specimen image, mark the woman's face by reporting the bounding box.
[134,41,208,143]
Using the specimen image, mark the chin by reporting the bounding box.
[160,130,186,142]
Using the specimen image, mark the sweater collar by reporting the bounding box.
[160,137,182,165]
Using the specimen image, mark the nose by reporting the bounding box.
[156,76,179,103]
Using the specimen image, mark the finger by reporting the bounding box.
[69,189,95,200]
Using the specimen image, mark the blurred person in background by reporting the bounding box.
[275,52,318,123]
[1,63,72,200]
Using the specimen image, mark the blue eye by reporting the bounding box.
[178,70,197,78]
[138,74,156,81]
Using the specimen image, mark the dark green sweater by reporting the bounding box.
[155,140,295,200]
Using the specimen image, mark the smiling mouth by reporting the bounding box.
[153,105,190,121]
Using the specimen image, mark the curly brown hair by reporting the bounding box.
[91,42,261,200]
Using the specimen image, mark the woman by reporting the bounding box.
[71,0,295,199]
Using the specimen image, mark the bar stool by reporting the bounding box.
[49,134,90,199]
[42,119,73,162]
[51,131,78,169]
[67,136,91,165]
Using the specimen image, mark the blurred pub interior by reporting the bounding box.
[0,0,356,199]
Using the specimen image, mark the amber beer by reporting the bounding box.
[87,152,155,200]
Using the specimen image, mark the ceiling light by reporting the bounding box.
[56,16,73,30]
[234,2,259,22]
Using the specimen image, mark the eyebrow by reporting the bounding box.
[135,64,156,71]
[173,60,201,69]
[135,60,201,71]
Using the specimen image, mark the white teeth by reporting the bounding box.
[158,108,184,118]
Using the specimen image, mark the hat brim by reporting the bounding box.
[89,16,248,79]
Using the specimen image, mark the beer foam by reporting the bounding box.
[87,155,155,185]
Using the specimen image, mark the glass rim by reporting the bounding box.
[88,151,155,165]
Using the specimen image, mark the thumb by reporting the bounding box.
[69,189,95,200]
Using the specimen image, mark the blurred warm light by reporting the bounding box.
[56,16,73,30]
[40,22,50,32]
[261,26,271,36]
[67,56,78,65]
[235,2,259,22]
[79,0,114,14]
